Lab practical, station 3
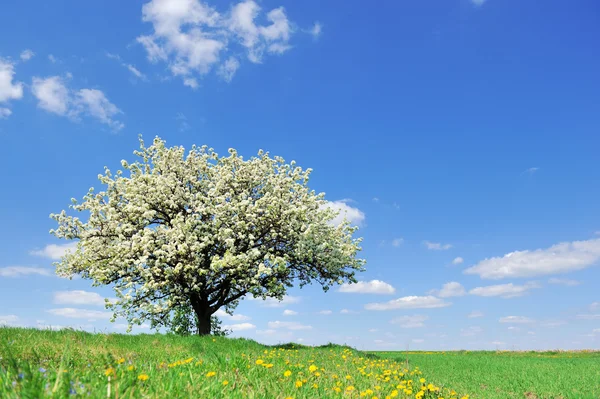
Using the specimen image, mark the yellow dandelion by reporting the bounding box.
[284,370,292,377]
[255,359,264,365]
[222,380,229,386]
[206,371,216,378]
[104,367,115,377]
[137,374,149,381]
[295,380,303,388]
[117,358,125,364]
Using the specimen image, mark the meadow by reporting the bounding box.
[0,327,597,399]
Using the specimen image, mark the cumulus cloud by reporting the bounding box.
[464,238,600,279]
[499,316,535,324]
[47,308,112,321]
[392,238,404,247]
[31,76,124,130]
[223,322,256,331]
[340,309,358,314]
[282,309,297,316]
[0,315,19,325]
[318,310,332,315]
[20,49,35,61]
[0,266,51,277]
[267,321,312,330]
[30,243,78,260]
[469,282,540,298]
[339,280,395,295]
[467,311,484,318]
[423,241,452,250]
[214,308,251,321]
[249,295,300,308]
[325,200,366,226]
[53,290,110,307]
[452,257,464,265]
[365,295,451,311]
[137,0,293,87]
[429,282,465,298]
[0,59,24,116]
[390,315,428,328]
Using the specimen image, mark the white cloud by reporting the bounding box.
[113,323,150,330]
[255,329,276,335]
[217,56,240,82]
[282,309,297,316]
[106,53,147,80]
[392,238,404,247]
[20,49,35,61]
[31,76,70,115]
[0,59,24,116]
[365,295,451,311]
[48,54,58,63]
[318,310,332,315]
[467,311,484,318]
[267,321,312,330]
[0,266,51,277]
[423,241,452,250]
[368,328,378,333]
[460,326,483,337]
[491,340,505,346]
[0,315,19,325]
[548,278,581,287]
[309,22,322,39]
[390,315,428,328]
[137,0,293,87]
[325,200,366,226]
[469,282,540,298]
[183,77,199,89]
[339,280,395,295]
[249,295,300,308]
[430,282,466,298]
[464,238,600,279]
[452,257,464,265]
[223,322,256,331]
[340,309,358,314]
[591,302,600,312]
[75,89,124,131]
[412,339,424,344]
[575,314,600,320]
[30,243,77,260]
[499,316,535,324]
[31,77,124,130]
[524,167,539,174]
[47,308,111,321]
[214,308,251,321]
[53,290,109,307]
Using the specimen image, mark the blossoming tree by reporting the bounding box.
[50,137,365,335]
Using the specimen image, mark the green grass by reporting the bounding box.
[2,327,598,399]
[374,350,600,399]
[0,327,461,399]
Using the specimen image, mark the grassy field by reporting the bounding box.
[0,328,597,399]
[375,351,600,399]
[0,327,466,399]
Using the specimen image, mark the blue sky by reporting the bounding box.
[1,0,600,351]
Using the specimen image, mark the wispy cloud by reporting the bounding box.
[469,282,540,298]
[390,315,428,328]
[0,266,51,277]
[47,308,111,321]
[267,321,312,330]
[249,295,300,308]
[30,243,77,260]
[20,49,35,62]
[423,241,452,250]
[499,316,535,324]
[547,278,581,287]
[53,290,110,307]
[365,295,451,311]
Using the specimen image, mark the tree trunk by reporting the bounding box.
[190,294,212,336]
[196,311,212,335]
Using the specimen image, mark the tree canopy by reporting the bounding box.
[50,136,365,334]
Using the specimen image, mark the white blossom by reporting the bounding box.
[51,136,364,334]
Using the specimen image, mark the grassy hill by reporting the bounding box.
[0,327,463,399]
[2,327,599,398]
